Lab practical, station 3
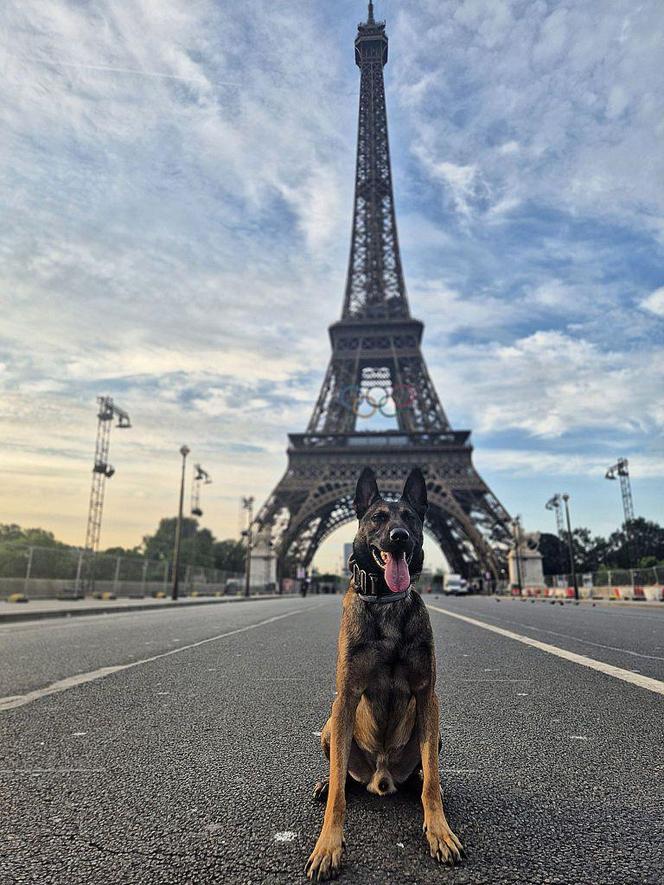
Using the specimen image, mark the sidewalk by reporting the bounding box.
[491,595,664,610]
[0,593,289,624]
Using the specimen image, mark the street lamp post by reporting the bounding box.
[242,497,254,598]
[512,517,523,595]
[172,445,190,601]
[562,493,579,601]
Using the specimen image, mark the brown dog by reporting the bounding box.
[305,467,463,881]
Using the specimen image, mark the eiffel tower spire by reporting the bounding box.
[254,8,513,585]
[345,0,406,319]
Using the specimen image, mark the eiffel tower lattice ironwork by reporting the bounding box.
[255,3,513,579]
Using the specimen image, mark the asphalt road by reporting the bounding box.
[1,594,662,884]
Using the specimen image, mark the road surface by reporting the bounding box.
[1,594,662,884]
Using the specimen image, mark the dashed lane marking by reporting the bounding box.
[0,607,313,713]
[428,605,664,697]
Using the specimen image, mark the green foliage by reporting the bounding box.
[541,518,664,574]
[142,517,216,569]
[212,539,246,573]
[0,520,245,579]
[102,545,143,558]
[538,533,568,575]
[0,523,75,578]
[0,524,60,547]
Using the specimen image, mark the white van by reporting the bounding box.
[443,574,468,596]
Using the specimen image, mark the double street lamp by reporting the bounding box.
[171,447,214,600]
[543,492,579,602]
[172,445,190,601]
[511,517,523,595]
[560,494,579,601]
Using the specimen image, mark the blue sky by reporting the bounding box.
[0,0,663,571]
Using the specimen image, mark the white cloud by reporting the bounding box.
[640,286,664,317]
[1,0,663,555]
[476,448,664,480]
[393,0,664,229]
[431,330,664,438]
[418,155,478,218]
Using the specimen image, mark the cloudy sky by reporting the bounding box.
[1,0,663,572]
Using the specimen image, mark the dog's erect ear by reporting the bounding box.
[402,468,428,519]
[354,467,381,519]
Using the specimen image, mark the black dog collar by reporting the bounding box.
[349,557,418,606]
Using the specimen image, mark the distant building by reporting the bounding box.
[418,567,434,594]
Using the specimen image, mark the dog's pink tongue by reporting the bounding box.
[384,552,411,593]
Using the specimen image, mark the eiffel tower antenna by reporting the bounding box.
[255,7,513,583]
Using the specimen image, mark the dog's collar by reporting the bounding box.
[349,557,418,606]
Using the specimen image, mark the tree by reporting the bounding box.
[102,546,143,558]
[142,518,215,569]
[0,523,77,579]
[213,539,246,573]
[0,524,62,548]
[538,532,568,575]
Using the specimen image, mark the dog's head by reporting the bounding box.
[352,467,427,593]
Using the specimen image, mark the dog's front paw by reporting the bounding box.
[305,830,344,881]
[423,815,463,865]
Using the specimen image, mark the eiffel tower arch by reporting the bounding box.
[255,3,513,580]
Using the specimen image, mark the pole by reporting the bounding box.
[172,445,190,601]
[512,519,523,595]
[24,546,34,597]
[243,497,254,598]
[562,494,579,601]
[74,549,84,596]
[113,557,122,596]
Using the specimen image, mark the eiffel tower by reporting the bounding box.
[255,2,513,580]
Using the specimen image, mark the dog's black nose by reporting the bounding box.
[390,527,409,543]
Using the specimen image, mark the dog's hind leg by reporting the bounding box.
[313,717,332,799]
[314,722,372,800]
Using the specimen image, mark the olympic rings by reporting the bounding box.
[334,384,418,418]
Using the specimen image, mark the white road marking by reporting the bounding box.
[569,735,588,741]
[0,608,310,713]
[428,605,664,697]
[274,831,297,842]
[455,608,664,662]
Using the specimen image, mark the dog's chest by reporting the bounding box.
[362,613,423,707]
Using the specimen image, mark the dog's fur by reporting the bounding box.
[305,468,463,881]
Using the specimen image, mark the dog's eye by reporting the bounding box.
[372,511,388,523]
[401,510,414,521]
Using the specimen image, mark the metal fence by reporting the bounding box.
[545,567,664,588]
[0,546,245,600]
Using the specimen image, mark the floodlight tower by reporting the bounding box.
[605,458,635,525]
[605,457,637,567]
[84,396,131,560]
[191,465,212,517]
[545,494,565,537]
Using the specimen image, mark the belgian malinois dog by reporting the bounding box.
[306,467,463,881]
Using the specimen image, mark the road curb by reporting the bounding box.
[495,596,664,611]
[0,594,289,625]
